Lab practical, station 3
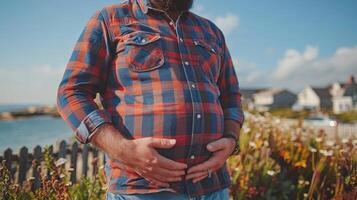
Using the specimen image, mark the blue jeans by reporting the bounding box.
[105,188,229,200]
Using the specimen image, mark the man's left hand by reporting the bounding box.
[185,137,236,183]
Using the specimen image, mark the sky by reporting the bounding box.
[0,0,356,104]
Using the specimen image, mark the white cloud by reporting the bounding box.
[273,45,319,79]
[0,65,64,104]
[235,45,357,92]
[213,13,240,35]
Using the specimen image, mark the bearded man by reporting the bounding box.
[57,0,244,199]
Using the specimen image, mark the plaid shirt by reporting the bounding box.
[57,0,244,197]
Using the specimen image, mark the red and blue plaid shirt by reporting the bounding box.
[57,0,244,197]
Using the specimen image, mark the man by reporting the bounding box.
[57,0,244,199]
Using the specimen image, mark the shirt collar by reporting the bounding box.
[136,0,190,16]
[137,0,150,14]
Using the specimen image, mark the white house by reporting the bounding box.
[253,88,297,111]
[240,88,266,110]
[332,75,357,113]
[295,86,332,110]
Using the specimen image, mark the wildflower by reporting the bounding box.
[342,138,349,144]
[267,170,276,176]
[263,141,269,147]
[59,173,65,179]
[303,193,308,198]
[315,137,323,143]
[299,180,304,185]
[325,140,335,147]
[255,133,261,139]
[294,160,307,168]
[249,142,257,149]
[243,127,251,133]
[304,181,310,185]
[55,158,67,167]
[320,149,333,157]
[309,147,317,153]
[27,177,35,181]
[281,151,291,161]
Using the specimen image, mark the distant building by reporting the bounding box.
[252,88,297,111]
[295,86,332,110]
[240,88,266,110]
[332,75,357,113]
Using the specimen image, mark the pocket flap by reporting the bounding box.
[193,39,217,54]
[124,31,161,46]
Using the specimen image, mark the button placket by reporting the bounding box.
[173,14,205,194]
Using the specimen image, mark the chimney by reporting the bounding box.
[347,75,355,84]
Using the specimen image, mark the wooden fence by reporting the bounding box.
[0,140,105,190]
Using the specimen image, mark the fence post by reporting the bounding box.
[46,145,53,177]
[4,148,15,180]
[58,140,67,159]
[70,142,78,183]
[32,145,42,190]
[18,146,29,185]
[92,148,98,176]
[82,145,89,177]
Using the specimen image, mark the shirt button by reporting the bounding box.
[141,39,146,43]
[184,61,189,66]
[197,114,201,119]
[169,21,174,26]
[191,84,196,88]
[190,155,195,159]
[179,38,183,42]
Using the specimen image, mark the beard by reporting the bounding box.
[150,0,193,12]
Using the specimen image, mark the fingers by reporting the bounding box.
[187,157,218,174]
[155,166,186,178]
[206,138,227,152]
[144,176,170,187]
[150,138,176,149]
[185,170,207,180]
[193,174,208,183]
[156,153,188,170]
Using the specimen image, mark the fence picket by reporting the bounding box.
[70,142,78,183]
[18,147,29,184]
[32,145,42,190]
[82,145,89,177]
[58,140,67,158]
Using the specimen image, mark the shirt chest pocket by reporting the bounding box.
[116,31,165,72]
[192,39,221,83]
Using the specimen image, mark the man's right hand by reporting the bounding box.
[90,124,187,187]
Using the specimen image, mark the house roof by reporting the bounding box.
[343,83,357,97]
[311,87,332,99]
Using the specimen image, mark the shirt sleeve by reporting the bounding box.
[57,10,113,144]
[217,34,245,128]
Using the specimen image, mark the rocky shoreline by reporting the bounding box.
[0,105,60,120]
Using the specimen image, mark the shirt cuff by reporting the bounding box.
[75,109,112,144]
[223,107,245,128]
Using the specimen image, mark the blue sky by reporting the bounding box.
[0,0,357,104]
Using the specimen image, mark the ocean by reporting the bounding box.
[0,105,72,152]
